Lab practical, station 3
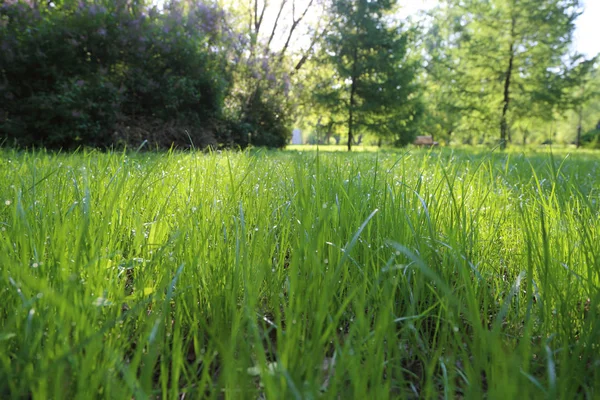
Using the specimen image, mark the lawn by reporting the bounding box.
[0,147,599,399]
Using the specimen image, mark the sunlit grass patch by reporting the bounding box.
[286,144,381,152]
[0,148,599,398]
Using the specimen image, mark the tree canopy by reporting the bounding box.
[0,0,598,150]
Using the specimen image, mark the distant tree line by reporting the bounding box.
[1,0,598,150]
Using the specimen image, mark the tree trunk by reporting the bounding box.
[325,122,333,145]
[348,39,359,152]
[576,107,583,148]
[500,17,516,151]
[348,76,357,152]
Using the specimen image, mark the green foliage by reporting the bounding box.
[226,59,294,149]
[314,0,422,150]
[215,0,327,149]
[580,128,600,148]
[421,0,588,146]
[0,0,230,149]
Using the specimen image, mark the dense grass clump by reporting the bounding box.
[0,148,599,399]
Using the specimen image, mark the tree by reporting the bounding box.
[219,0,327,148]
[295,60,347,145]
[420,8,487,145]
[315,0,421,151]
[424,0,583,149]
[550,60,600,146]
[565,58,599,147]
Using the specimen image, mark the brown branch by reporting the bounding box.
[248,0,253,36]
[293,22,329,73]
[278,0,315,61]
[266,0,288,50]
[255,0,268,36]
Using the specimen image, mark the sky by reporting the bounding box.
[399,0,600,58]
[574,0,600,57]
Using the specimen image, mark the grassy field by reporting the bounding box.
[0,147,599,399]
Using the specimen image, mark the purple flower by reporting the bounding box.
[238,34,249,46]
[9,0,33,7]
[261,58,269,72]
[97,28,107,37]
[149,6,159,19]
[75,80,85,87]
[283,75,291,96]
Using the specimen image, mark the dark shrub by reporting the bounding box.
[0,0,230,149]
[581,129,600,149]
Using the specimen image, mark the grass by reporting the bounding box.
[286,144,382,152]
[0,147,598,399]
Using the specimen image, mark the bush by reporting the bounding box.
[0,0,230,149]
[222,49,295,149]
[242,87,292,148]
[580,129,600,149]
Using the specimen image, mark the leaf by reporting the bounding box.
[0,333,16,341]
